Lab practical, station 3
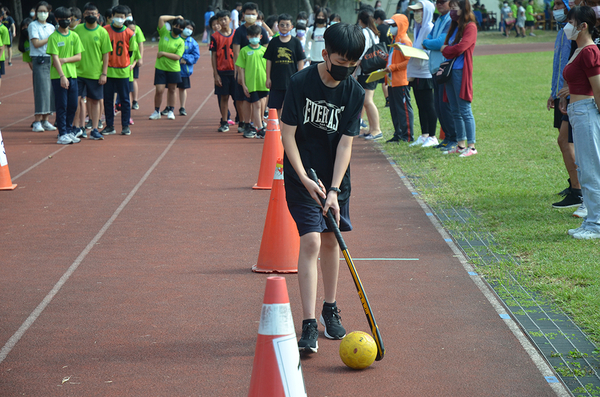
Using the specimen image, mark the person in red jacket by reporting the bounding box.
[440,0,478,157]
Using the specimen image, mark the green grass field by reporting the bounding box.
[375,51,600,344]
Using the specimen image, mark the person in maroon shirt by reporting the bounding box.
[562,6,600,239]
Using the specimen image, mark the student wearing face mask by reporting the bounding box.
[291,11,308,37]
[440,0,478,157]
[149,15,185,121]
[562,6,600,239]
[306,8,328,64]
[101,5,138,135]
[73,3,112,140]
[280,23,366,354]
[28,1,57,133]
[46,7,84,145]
[124,7,146,111]
[232,2,270,136]
[175,20,199,116]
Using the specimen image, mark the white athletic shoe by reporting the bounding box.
[167,110,175,120]
[149,110,161,120]
[68,133,81,143]
[409,135,427,147]
[57,134,73,145]
[573,203,587,218]
[422,136,440,148]
[32,121,44,132]
[42,120,57,131]
[568,226,585,236]
[573,229,600,239]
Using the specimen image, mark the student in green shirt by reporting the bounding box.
[46,7,84,145]
[74,3,112,140]
[525,0,536,36]
[125,7,145,110]
[149,15,186,121]
[235,24,268,138]
[0,9,10,101]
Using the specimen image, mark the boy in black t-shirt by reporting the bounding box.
[263,13,306,119]
[280,23,366,354]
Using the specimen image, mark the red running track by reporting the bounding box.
[0,44,567,396]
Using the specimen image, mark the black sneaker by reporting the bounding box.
[386,137,401,143]
[384,97,390,108]
[243,126,257,138]
[298,320,318,353]
[101,125,116,135]
[160,107,170,116]
[179,107,187,116]
[552,189,582,208]
[121,126,131,135]
[132,101,139,110]
[256,127,266,139]
[218,121,229,132]
[320,302,346,340]
[238,122,246,134]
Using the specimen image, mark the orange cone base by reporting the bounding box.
[252,184,271,190]
[0,184,17,190]
[0,166,17,190]
[252,264,297,274]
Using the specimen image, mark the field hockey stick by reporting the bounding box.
[308,169,385,361]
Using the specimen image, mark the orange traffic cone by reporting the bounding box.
[252,159,300,273]
[253,108,284,190]
[0,131,17,191]
[248,277,306,397]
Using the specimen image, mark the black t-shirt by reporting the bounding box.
[263,36,306,91]
[232,23,269,49]
[281,64,365,206]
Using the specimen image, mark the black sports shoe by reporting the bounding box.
[101,125,116,135]
[132,101,139,110]
[121,126,131,135]
[160,107,170,116]
[298,320,318,353]
[237,122,247,134]
[179,107,187,116]
[552,189,582,208]
[256,127,266,139]
[218,121,229,132]
[386,137,401,143]
[320,302,346,340]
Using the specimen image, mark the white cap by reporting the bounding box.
[383,18,396,25]
[408,2,423,10]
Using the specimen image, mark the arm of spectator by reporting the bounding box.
[442,23,477,58]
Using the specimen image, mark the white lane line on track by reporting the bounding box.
[4,85,157,180]
[0,89,214,365]
[0,86,33,101]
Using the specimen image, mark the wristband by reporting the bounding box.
[101,73,107,76]
[328,187,342,194]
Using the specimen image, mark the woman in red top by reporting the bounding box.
[562,6,600,239]
[440,0,477,157]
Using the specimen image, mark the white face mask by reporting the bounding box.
[113,17,125,27]
[245,14,257,24]
[256,20,262,26]
[37,12,48,22]
[297,19,307,25]
[414,13,423,24]
[553,9,567,22]
[126,16,133,21]
[563,22,581,40]
[183,28,193,37]
[30,11,35,18]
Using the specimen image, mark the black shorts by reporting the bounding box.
[554,98,573,143]
[287,200,352,237]
[154,68,182,85]
[233,74,249,101]
[214,72,236,96]
[357,73,377,91]
[177,76,191,89]
[267,89,286,109]
[525,20,535,27]
[129,81,134,91]
[133,65,140,79]
[248,90,268,103]
[0,61,4,77]
[78,77,103,100]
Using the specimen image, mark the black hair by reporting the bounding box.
[172,17,185,28]
[216,10,230,19]
[104,8,113,18]
[324,22,366,62]
[242,2,258,13]
[296,21,307,30]
[265,14,277,29]
[247,23,261,36]
[235,2,242,7]
[374,9,386,21]
[54,7,72,19]
[314,7,329,23]
[258,10,264,20]
[124,19,136,27]
[112,5,128,16]
[297,11,308,20]
[185,19,196,30]
[357,8,379,37]
[98,15,106,25]
[207,6,214,12]
[18,18,33,53]
[35,1,50,15]
[1,6,10,15]
[278,13,293,23]
[329,13,342,23]
[567,6,597,35]
[209,15,219,28]
[83,3,98,12]
[70,7,82,20]
[122,5,132,15]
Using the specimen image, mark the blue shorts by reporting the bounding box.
[177,76,191,89]
[154,68,182,85]
[133,65,140,79]
[267,89,286,110]
[214,72,235,96]
[287,200,352,237]
[78,77,103,100]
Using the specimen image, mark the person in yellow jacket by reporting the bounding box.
[384,13,413,143]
